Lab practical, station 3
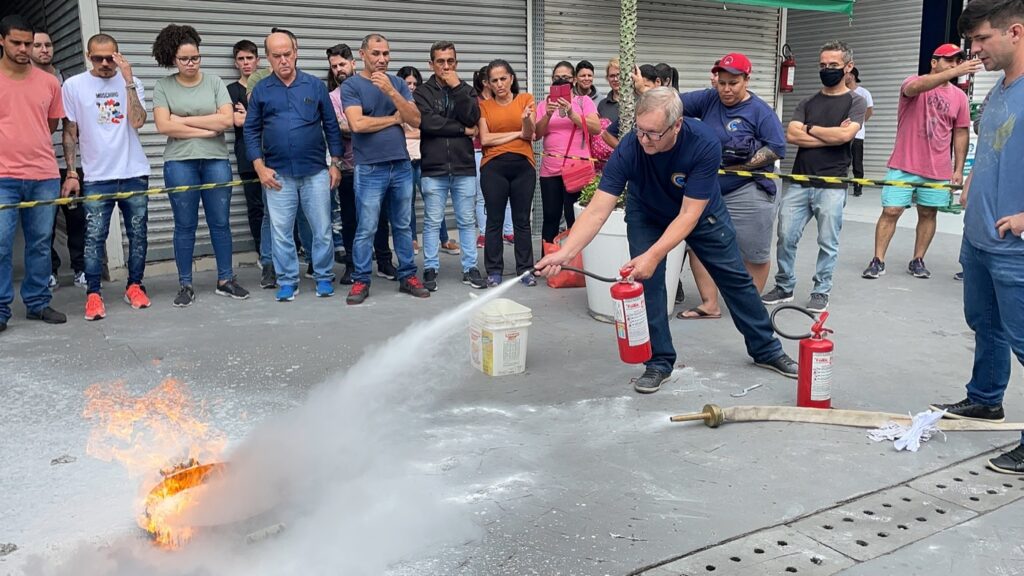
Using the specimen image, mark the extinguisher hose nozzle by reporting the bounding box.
[533,265,620,283]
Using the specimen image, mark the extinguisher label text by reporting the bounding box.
[810,351,832,401]
[614,295,650,347]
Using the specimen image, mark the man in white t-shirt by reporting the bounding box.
[61,33,151,321]
[844,67,873,196]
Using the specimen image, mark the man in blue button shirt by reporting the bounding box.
[245,31,344,302]
[930,0,1024,475]
[536,88,798,394]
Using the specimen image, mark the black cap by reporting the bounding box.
[850,67,861,83]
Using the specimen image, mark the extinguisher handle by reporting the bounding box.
[769,304,817,340]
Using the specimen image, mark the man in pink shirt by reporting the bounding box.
[862,43,981,280]
[0,15,68,332]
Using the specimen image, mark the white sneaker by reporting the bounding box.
[48,274,59,291]
[73,271,87,288]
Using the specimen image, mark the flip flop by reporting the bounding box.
[676,307,721,320]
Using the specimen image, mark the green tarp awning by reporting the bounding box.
[718,0,854,16]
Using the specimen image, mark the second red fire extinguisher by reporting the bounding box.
[771,305,835,409]
[779,44,795,94]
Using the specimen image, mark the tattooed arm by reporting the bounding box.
[722,146,781,171]
[61,120,80,198]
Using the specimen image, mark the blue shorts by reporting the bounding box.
[880,168,952,208]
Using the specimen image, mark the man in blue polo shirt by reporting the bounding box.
[245,31,344,301]
[930,0,1024,474]
[343,33,428,304]
[536,88,798,394]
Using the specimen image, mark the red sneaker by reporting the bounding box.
[503,234,515,245]
[399,276,430,298]
[124,284,151,309]
[476,234,485,248]
[85,293,106,321]
[346,281,370,305]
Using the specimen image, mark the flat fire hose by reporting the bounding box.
[669,404,1024,431]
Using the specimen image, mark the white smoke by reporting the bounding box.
[23,277,531,576]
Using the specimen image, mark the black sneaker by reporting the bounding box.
[376,260,398,281]
[423,268,439,292]
[26,306,67,324]
[0,321,6,333]
[807,293,829,313]
[346,281,369,305]
[755,354,799,378]
[304,261,314,279]
[339,266,354,285]
[462,268,487,289]
[929,398,1005,422]
[862,257,886,279]
[988,445,1024,475]
[633,367,671,394]
[173,285,196,308]
[400,276,431,298]
[761,285,794,305]
[215,279,250,300]
[908,258,931,279]
[260,264,277,289]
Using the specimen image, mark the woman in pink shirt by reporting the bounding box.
[534,61,600,246]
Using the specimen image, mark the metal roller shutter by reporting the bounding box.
[543,0,781,107]
[784,0,923,180]
[95,0,529,262]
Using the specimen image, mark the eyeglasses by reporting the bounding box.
[89,55,115,64]
[634,124,673,142]
[608,74,620,80]
[176,55,201,65]
[433,58,457,66]
[553,75,573,82]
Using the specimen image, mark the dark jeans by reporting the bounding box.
[239,171,265,251]
[851,139,864,193]
[960,239,1024,444]
[83,177,148,294]
[539,175,580,243]
[481,154,535,275]
[626,201,784,373]
[50,168,86,275]
[336,171,392,267]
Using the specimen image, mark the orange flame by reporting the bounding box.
[83,378,226,548]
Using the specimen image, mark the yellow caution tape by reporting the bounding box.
[0,179,258,212]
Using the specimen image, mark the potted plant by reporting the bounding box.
[574,176,685,323]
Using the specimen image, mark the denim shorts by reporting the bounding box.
[880,168,952,208]
[722,182,777,264]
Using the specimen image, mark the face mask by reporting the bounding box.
[819,68,845,87]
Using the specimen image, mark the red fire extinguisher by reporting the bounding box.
[771,305,834,408]
[610,267,653,364]
[778,44,795,94]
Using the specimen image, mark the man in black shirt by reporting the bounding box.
[762,40,865,313]
[227,39,275,289]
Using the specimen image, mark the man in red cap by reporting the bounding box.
[861,43,981,281]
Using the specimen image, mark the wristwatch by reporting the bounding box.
[331,160,344,170]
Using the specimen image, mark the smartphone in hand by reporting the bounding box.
[548,83,571,104]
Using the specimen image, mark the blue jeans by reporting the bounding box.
[626,202,783,374]
[474,150,513,236]
[961,240,1024,443]
[83,177,149,294]
[164,159,234,285]
[0,178,59,321]
[265,170,335,286]
[774,184,845,294]
[352,160,416,284]
[421,175,478,272]
[410,161,451,244]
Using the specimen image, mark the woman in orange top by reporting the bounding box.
[478,59,536,287]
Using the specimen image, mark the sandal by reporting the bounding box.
[676,307,721,320]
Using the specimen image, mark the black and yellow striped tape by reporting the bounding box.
[0,179,258,212]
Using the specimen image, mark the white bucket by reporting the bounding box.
[469,298,532,376]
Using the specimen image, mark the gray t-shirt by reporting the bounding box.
[153,72,231,161]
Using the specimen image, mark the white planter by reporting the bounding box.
[573,203,685,323]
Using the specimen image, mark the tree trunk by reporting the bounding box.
[618,0,638,133]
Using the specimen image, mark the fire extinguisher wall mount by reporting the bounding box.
[779,43,795,94]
